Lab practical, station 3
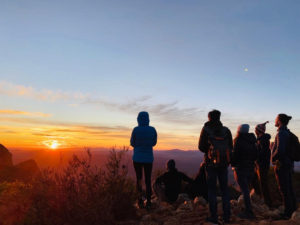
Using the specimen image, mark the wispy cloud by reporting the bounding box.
[0,109,51,117]
[0,80,204,124]
[0,81,88,102]
[0,116,130,132]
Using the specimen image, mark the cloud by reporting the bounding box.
[0,81,88,102]
[0,116,131,132]
[0,109,51,117]
[0,80,205,124]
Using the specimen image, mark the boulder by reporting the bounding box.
[0,144,39,182]
[14,159,40,181]
[265,209,281,219]
[230,200,238,207]
[291,211,300,222]
[163,217,180,225]
[252,202,269,214]
[176,193,190,204]
[0,144,13,169]
[237,195,244,208]
[193,196,207,206]
[250,189,264,205]
[176,201,193,214]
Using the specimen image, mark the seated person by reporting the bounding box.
[153,159,193,203]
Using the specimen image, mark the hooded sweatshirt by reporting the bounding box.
[130,112,157,163]
[232,133,258,169]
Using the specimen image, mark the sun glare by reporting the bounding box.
[50,140,59,149]
[43,140,60,150]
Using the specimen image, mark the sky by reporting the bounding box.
[0,0,299,150]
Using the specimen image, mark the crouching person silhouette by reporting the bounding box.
[153,159,193,203]
[130,112,157,210]
[198,110,233,224]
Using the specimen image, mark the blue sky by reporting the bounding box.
[0,0,299,149]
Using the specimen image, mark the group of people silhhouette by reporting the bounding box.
[130,110,299,224]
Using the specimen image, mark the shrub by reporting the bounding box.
[0,148,137,225]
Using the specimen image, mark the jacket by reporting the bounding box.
[130,112,157,163]
[198,121,233,165]
[155,169,193,202]
[256,133,271,170]
[231,133,258,169]
[272,126,293,167]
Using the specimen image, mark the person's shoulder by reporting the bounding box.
[263,133,271,140]
[148,126,156,131]
[222,126,232,135]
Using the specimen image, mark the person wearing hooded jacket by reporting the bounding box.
[130,111,157,209]
[231,124,258,220]
[252,122,272,207]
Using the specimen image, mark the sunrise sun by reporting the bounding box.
[43,140,60,150]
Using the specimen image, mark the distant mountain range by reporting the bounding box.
[10,148,300,182]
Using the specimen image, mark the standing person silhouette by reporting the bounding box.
[253,121,272,208]
[231,124,258,219]
[272,114,297,219]
[198,110,233,224]
[130,111,157,210]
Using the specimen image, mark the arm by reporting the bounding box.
[272,131,288,162]
[227,129,233,151]
[130,128,136,147]
[231,138,240,167]
[155,173,165,185]
[152,128,157,147]
[181,172,194,183]
[198,127,209,153]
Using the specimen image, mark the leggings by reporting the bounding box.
[133,162,153,202]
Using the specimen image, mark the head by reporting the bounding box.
[275,114,292,127]
[137,111,150,126]
[166,159,176,171]
[255,121,269,136]
[208,110,221,122]
[237,124,250,135]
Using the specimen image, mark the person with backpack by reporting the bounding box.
[252,121,272,208]
[130,111,157,210]
[153,159,193,203]
[272,114,297,219]
[198,110,233,224]
[231,124,258,219]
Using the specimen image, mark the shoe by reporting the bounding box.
[138,199,144,209]
[206,217,218,224]
[145,201,152,211]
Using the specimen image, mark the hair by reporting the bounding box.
[208,110,221,121]
[166,159,176,171]
[278,114,292,126]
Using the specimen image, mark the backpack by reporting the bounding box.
[205,127,231,167]
[288,131,300,162]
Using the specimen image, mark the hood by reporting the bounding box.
[238,133,257,143]
[137,111,150,126]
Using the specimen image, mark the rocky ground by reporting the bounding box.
[119,192,300,225]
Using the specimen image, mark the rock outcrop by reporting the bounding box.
[120,193,300,225]
[0,144,13,169]
[0,144,39,182]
